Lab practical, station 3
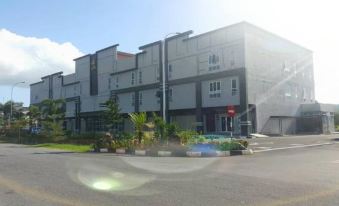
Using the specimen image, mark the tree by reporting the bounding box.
[152,112,166,143]
[129,112,147,144]
[103,99,122,133]
[40,99,65,140]
[11,118,28,143]
[40,99,65,123]
[28,105,41,128]
[0,101,25,124]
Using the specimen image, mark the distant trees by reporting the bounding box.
[0,101,25,127]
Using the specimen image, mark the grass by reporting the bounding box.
[34,143,91,152]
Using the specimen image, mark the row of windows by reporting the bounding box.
[209,79,238,98]
[168,54,235,76]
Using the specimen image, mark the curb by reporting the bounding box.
[158,151,172,157]
[135,150,146,156]
[97,149,253,157]
[116,148,126,154]
[241,149,254,155]
[216,151,231,157]
[186,151,202,157]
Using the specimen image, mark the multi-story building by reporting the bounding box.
[30,22,318,136]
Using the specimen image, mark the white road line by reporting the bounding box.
[290,144,304,146]
[249,142,259,146]
[254,142,334,153]
[255,147,272,150]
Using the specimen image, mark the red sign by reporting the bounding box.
[227,105,236,117]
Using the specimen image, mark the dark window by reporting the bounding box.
[139,71,142,84]
[90,55,98,95]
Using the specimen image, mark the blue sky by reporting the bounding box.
[1,0,339,106]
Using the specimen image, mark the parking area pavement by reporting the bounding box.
[247,134,339,152]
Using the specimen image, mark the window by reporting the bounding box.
[168,88,173,101]
[168,64,172,78]
[131,72,135,85]
[131,93,135,106]
[116,76,119,88]
[209,81,221,98]
[35,95,38,100]
[230,50,235,67]
[231,79,238,96]
[138,71,142,84]
[208,54,220,71]
[283,62,290,72]
[73,85,77,96]
[139,92,142,105]
[156,66,160,81]
[108,78,111,89]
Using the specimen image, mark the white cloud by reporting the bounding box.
[0,29,83,86]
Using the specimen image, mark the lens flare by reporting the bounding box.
[92,180,120,190]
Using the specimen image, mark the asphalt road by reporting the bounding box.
[1,134,339,206]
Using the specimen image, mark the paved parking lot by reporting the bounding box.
[248,134,339,152]
[0,134,339,205]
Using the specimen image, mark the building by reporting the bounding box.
[31,22,322,136]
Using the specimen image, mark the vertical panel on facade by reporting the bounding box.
[90,55,98,96]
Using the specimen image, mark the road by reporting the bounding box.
[0,134,339,206]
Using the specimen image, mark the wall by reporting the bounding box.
[244,23,314,134]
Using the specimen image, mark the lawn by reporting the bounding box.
[34,143,91,152]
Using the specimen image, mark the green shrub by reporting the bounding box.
[216,141,246,151]
[177,130,197,145]
[197,135,206,143]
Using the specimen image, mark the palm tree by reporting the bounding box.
[129,112,147,144]
[40,99,65,123]
[28,105,41,128]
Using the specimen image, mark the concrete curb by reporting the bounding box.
[241,149,254,155]
[186,151,202,157]
[158,151,172,157]
[116,148,126,154]
[216,151,231,157]
[135,150,146,156]
[101,149,253,157]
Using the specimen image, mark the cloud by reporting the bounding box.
[0,29,83,86]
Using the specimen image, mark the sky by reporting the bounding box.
[0,0,338,106]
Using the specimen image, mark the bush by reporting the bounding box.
[216,141,246,151]
[177,130,197,145]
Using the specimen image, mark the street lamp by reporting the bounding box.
[162,32,180,123]
[10,81,25,126]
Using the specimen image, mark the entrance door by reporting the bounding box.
[221,116,227,132]
[226,116,232,132]
[220,115,233,132]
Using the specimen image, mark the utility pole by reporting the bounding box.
[162,32,180,123]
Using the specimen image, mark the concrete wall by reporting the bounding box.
[201,76,240,108]
[244,23,314,134]
[169,83,196,110]
[139,89,160,112]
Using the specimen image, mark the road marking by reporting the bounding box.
[254,142,334,153]
[255,147,272,150]
[249,142,259,146]
[331,160,339,164]
[290,144,304,146]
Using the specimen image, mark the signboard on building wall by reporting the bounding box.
[227,105,236,117]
